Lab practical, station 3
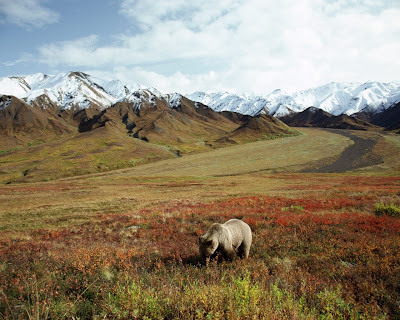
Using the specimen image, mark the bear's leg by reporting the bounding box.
[220,244,236,261]
[239,241,251,259]
[237,244,245,259]
[222,250,235,261]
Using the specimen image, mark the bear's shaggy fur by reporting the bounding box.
[199,219,252,264]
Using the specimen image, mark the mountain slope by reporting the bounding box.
[279,107,380,130]
[0,95,75,148]
[0,123,177,184]
[77,92,277,152]
[354,102,400,133]
[0,77,31,97]
[217,114,297,145]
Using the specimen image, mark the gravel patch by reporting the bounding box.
[303,129,383,173]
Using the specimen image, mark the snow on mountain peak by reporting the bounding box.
[23,73,49,88]
[185,91,270,116]
[20,71,117,110]
[0,95,12,110]
[0,71,148,111]
[0,77,31,97]
[187,81,400,117]
[0,71,399,117]
[166,93,183,109]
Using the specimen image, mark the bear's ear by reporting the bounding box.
[206,240,213,246]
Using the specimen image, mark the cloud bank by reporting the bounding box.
[15,0,400,93]
[0,0,59,29]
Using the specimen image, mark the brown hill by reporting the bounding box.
[0,95,176,183]
[77,93,240,153]
[354,102,400,133]
[0,95,75,149]
[77,102,136,133]
[133,95,238,148]
[279,107,379,131]
[213,114,298,146]
[220,111,252,124]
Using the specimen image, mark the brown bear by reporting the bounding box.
[199,219,252,264]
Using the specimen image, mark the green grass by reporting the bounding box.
[0,147,23,155]
[105,269,362,319]
[374,202,400,217]
[0,140,45,155]
[281,205,304,213]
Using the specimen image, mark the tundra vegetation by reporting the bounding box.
[0,128,400,319]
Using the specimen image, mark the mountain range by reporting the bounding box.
[1,72,400,117]
[1,71,400,144]
[187,81,400,118]
[1,71,399,183]
[0,71,295,150]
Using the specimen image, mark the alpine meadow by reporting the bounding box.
[1,0,400,318]
[1,115,400,318]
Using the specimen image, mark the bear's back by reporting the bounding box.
[224,219,250,229]
[223,219,252,240]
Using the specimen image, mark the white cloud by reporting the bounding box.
[0,0,59,29]
[38,35,102,66]
[33,0,400,93]
[119,0,241,30]
[113,67,230,94]
[3,52,34,67]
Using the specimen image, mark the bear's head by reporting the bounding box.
[199,236,218,264]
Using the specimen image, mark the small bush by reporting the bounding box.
[317,287,356,320]
[281,205,304,213]
[374,202,400,217]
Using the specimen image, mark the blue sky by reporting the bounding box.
[0,0,399,94]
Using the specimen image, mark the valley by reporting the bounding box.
[1,71,400,319]
[1,125,400,318]
[1,128,398,232]
[1,72,400,185]
[302,129,386,173]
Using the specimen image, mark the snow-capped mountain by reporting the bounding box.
[0,72,167,111]
[187,81,400,117]
[186,91,271,116]
[0,72,115,110]
[1,72,399,118]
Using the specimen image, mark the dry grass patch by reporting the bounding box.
[105,128,352,177]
